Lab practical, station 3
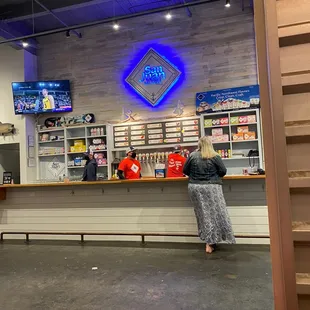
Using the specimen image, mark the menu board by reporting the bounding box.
[113,118,201,148]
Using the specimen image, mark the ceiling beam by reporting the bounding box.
[33,0,81,38]
[0,20,37,55]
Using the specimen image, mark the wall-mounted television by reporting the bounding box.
[12,80,72,115]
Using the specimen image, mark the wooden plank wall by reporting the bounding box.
[37,0,257,122]
[275,0,310,308]
[0,180,268,244]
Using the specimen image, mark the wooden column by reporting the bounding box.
[254,1,298,309]
[255,0,310,309]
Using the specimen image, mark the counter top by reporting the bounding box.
[0,175,265,189]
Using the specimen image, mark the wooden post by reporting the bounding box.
[254,1,298,309]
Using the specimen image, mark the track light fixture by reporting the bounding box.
[225,0,231,7]
[21,41,29,48]
[113,22,120,30]
[165,12,172,20]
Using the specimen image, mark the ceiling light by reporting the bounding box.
[225,0,231,7]
[66,30,70,38]
[165,12,172,20]
[21,41,29,48]
[113,22,120,30]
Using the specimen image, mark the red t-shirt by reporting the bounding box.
[118,158,141,180]
[167,153,186,178]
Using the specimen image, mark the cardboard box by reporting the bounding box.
[70,145,86,153]
[212,119,220,126]
[220,117,229,126]
[238,116,248,124]
[74,140,85,147]
[212,128,223,136]
[204,119,212,127]
[237,126,249,133]
[247,115,256,123]
[243,132,256,140]
[230,116,239,125]
[232,133,244,141]
[221,134,229,142]
[76,146,86,152]
[212,134,229,142]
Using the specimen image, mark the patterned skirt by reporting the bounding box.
[188,183,236,244]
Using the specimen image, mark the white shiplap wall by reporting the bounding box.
[0,180,268,244]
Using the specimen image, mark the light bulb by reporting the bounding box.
[113,23,120,30]
[165,12,172,20]
[22,41,29,48]
[225,0,231,7]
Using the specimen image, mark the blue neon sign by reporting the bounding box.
[140,65,166,85]
[125,48,182,107]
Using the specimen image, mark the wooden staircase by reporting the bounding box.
[255,0,310,308]
[280,0,310,306]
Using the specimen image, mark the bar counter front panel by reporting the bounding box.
[0,177,268,244]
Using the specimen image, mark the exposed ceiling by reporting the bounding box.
[0,0,203,34]
[0,0,249,54]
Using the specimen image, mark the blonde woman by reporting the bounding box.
[183,136,235,253]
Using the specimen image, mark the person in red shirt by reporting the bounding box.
[117,146,142,180]
[167,145,186,178]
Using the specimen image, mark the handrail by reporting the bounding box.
[0,231,270,244]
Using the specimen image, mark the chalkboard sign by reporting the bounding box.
[3,172,12,185]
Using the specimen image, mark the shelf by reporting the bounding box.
[68,164,108,168]
[39,154,65,157]
[39,140,64,144]
[67,152,86,155]
[222,157,259,161]
[212,141,230,144]
[39,128,65,133]
[67,137,86,140]
[68,166,84,169]
[204,125,229,128]
[232,139,258,143]
[37,123,112,181]
[230,122,257,126]
[90,149,107,153]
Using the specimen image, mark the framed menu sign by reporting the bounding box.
[113,117,201,149]
[3,172,12,184]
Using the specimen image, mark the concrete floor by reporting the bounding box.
[0,242,273,310]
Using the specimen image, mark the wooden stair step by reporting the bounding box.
[286,125,310,138]
[293,222,310,242]
[282,73,310,95]
[279,23,310,47]
[297,273,310,295]
[289,177,310,188]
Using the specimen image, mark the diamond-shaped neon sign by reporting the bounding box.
[125,48,181,106]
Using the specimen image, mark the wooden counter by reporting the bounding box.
[0,175,265,192]
[0,176,268,244]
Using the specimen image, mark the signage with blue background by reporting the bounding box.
[196,85,260,114]
[125,48,181,107]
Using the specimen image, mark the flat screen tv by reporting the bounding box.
[12,80,72,115]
